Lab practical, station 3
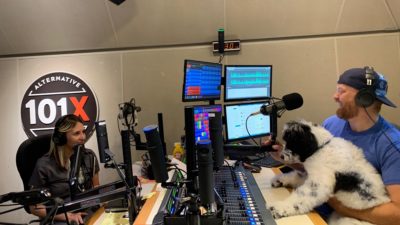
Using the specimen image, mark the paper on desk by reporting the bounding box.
[93,211,129,225]
[276,215,315,225]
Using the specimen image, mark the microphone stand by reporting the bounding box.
[103,147,137,225]
[270,105,278,142]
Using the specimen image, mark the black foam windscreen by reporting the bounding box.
[69,144,83,200]
[121,130,136,188]
[95,121,110,163]
[209,111,224,169]
[143,125,168,183]
[157,113,167,156]
[282,92,304,110]
[196,140,215,205]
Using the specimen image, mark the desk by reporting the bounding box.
[90,166,327,225]
[253,168,327,225]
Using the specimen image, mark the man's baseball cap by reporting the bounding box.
[338,67,396,108]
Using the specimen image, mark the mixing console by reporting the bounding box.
[214,165,276,225]
[152,164,276,225]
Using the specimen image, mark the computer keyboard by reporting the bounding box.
[251,155,283,168]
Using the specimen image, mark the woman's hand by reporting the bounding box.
[66,212,87,225]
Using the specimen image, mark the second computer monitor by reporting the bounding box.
[224,101,271,142]
[224,65,272,102]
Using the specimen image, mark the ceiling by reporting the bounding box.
[0,0,399,58]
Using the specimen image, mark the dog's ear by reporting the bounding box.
[283,122,319,162]
[283,122,310,142]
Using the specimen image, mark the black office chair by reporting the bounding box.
[16,134,52,213]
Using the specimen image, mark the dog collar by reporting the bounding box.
[317,139,331,150]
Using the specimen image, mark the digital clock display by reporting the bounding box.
[212,40,240,52]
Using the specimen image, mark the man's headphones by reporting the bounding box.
[355,66,377,108]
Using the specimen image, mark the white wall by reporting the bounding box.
[1,32,400,223]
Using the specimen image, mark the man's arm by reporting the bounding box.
[328,184,400,225]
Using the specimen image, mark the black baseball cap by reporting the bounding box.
[338,67,396,108]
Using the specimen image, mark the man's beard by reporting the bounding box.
[336,101,359,119]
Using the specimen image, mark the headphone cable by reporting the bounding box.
[363,107,400,153]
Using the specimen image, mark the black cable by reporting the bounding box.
[363,107,400,153]
[218,54,224,64]
[245,114,258,145]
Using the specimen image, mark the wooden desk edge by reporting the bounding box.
[133,191,160,225]
[86,206,105,225]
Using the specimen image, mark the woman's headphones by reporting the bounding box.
[52,114,83,146]
[355,66,377,108]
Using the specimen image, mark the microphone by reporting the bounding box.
[251,93,303,116]
[143,125,169,183]
[118,99,142,119]
[196,140,215,205]
[69,144,84,200]
[95,120,110,163]
[208,111,224,169]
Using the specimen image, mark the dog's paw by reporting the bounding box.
[268,203,289,219]
[271,175,284,188]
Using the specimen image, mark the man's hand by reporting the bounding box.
[263,136,305,171]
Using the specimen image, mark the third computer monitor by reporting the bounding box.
[224,101,271,142]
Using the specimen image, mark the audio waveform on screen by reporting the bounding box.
[229,71,270,78]
[230,78,269,86]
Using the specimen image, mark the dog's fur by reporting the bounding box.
[268,120,389,225]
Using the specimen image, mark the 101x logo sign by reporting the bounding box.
[21,72,99,139]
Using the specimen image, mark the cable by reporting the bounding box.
[245,114,258,145]
[363,107,400,153]
[218,54,224,64]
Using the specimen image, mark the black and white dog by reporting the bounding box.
[268,120,389,225]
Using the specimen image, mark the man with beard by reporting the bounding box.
[319,67,400,225]
[268,67,400,224]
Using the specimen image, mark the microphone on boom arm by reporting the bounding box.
[69,144,84,200]
[250,92,303,152]
[250,92,303,116]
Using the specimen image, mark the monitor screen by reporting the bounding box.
[182,60,223,102]
[184,104,222,192]
[193,105,222,143]
[224,101,271,142]
[224,65,272,101]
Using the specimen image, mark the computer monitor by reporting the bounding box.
[224,65,272,101]
[182,60,223,102]
[193,105,222,142]
[184,104,222,192]
[224,101,271,142]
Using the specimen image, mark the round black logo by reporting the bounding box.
[21,72,99,139]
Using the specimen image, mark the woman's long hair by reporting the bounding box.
[49,114,84,170]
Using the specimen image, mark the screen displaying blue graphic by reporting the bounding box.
[182,60,223,102]
[224,65,272,101]
[224,101,271,142]
[193,105,222,142]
